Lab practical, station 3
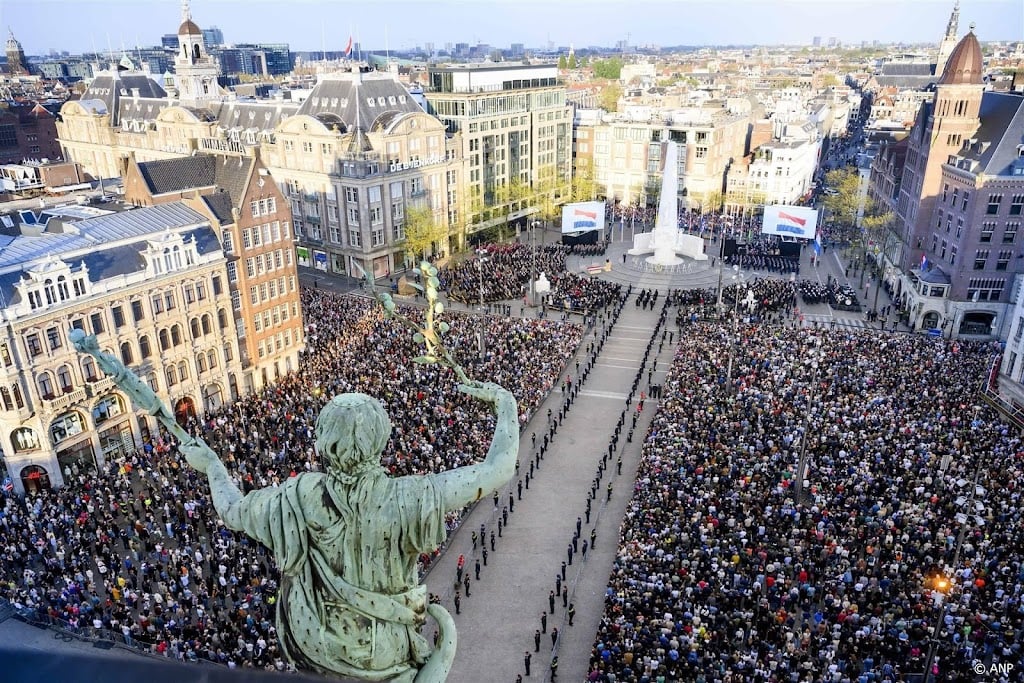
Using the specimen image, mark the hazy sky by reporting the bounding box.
[5,0,1022,56]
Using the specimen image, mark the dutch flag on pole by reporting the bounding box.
[344,36,353,58]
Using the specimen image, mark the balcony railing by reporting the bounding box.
[88,376,115,396]
[42,387,87,413]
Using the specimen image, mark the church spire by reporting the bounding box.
[945,0,960,39]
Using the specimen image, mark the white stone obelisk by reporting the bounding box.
[648,142,683,266]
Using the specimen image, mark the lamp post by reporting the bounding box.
[924,406,986,682]
[724,268,750,390]
[795,335,822,504]
[476,249,488,359]
[530,220,539,306]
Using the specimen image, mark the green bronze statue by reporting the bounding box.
[70,267,519,681]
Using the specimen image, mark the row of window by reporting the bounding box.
[257,329,298,360]
[249,197,278,218]
[248,277,298,307]
[252,303,296,334]
[25,274,90,311]
[236,220,290,252]
[244,249,293,278]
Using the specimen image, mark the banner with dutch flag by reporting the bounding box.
[560,201,605,234]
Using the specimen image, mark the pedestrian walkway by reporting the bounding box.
[423,286,674,682]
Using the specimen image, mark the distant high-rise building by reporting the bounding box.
[812,36,822,47]
[203,26,224,47]
[161,34,179,51]
[827,37,837,48]
[510,43,525,57]
[425,63,573,235]
[257,43,292,75]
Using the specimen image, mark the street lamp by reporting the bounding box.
[476,249,488,359]
[529,220,540,306]
[795,335,822,504]
[724,268,752,390]
[924,406,986,682]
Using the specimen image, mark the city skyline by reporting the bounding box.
[5,0,1023,58]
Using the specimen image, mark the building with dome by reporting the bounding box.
[875,26,1024,342]
[56,1,481,278]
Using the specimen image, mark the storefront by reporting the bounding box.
[330,252,346,275]
[57,436,98,476]
[98,422,134,463]
[20,464,50,494]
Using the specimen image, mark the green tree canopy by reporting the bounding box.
[592,57,623,80]
[558,55,567,70]
[822,168,862,227]
[401,204,446,263]
[599,83,622,112]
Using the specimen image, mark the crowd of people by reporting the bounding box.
[590,324,1022,682]
[439,243,569,304]
[0,289,584,669]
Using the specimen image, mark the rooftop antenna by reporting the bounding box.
[385,24,390,66]
[321,22,326,62]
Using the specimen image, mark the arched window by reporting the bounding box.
[83,356,97,382]
[201,314,212,335]
[0,386,12,410]
[11,427,39,451]
[164,248,173,272]
[218,308,228,330]
[56,365,73,394]
[196,353,207,374]
[178,361,188,381]
[49,412,83,445]
[57,275,69,300]
[12,383,24,409]
[166,365,177,386]
[171,325,182,346]
[223,343,233,362]
[139,335,151,359]
[173,245,182,269]
[207,349,217,370]
[44,279,55,304]
[190,318,201,339]
[159,328,171,351]
[37,372,55,399]
[120,342,133,365]
[192,43,200,61]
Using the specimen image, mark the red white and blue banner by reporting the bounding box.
[761,205,819,240]
[561,201,605,234]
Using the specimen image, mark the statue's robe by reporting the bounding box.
[227,471,447,681]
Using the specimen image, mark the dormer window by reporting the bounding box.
[367,98,376,107]
[15,256,89,312]
[143,231,199,276]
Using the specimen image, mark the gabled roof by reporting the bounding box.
[81,72,168,125]
[295,72,423,132]
[134,154,255,206]
[137,156,218,196]
[201,191,235,224]
[956,92,1024,176]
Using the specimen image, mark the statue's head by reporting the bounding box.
[315,393,392,481]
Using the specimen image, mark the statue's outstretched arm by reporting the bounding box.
[70,330,245,525]
[431,382,519,511]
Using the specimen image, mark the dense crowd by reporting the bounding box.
[590,324,1022,682]
[0,289,583,669]
[439,243,570,304]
